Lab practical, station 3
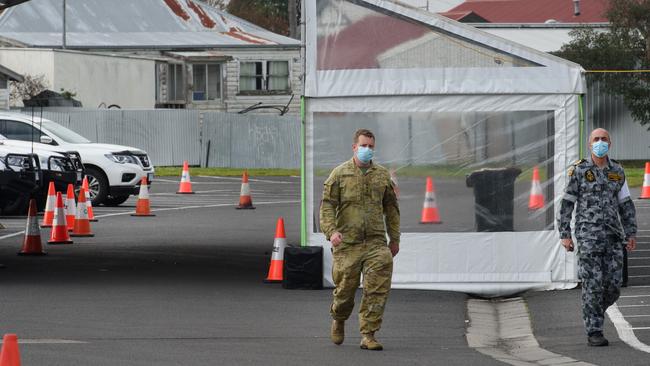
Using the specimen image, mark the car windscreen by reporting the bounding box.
[40,120,91,144]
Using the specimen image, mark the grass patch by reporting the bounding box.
[155,167,300,177]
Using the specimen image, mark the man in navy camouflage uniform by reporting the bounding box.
[558,128,637,347]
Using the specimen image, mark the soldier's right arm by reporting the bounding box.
[319,171,339,240]
[558,165,579,239]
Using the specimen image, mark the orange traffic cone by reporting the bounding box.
[82,176,97,222]
[640,162,650,199]
[265,217,287,283]
[420,177,442,224]
[528,166,544,210]
[18,199,46,256]
[0,333,21,366]
[48,192,72,245]
[236,170,255,209]
[177,161,194,194]
[65,184,76,231]
[71,187,94,237]
[131,177,155,217]
[41,181,56,228]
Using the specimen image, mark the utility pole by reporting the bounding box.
[62,0,66,49]
[288,0,298,39]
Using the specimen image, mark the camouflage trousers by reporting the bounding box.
[330,241,393,334]
[577,236,624,336]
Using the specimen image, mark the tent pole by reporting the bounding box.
[300,96,307,247]
[578,94,585,158]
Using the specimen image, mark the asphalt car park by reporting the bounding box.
[0,176,649,365]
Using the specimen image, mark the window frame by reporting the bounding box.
[191,62,223,103]
[238,60,291,95]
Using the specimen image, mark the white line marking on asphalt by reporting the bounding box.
[0,200,300,242]
[623,315,650,318]
[618,304,650,308]
[17,339,87,344]
[629,257,650,260]
[628,265,650,268]
[630,285,650,288]
[198,175,296,184]
[620,295,650,298]
[607,304,650,353]
[630,275,650,278]
[632,327,650,330]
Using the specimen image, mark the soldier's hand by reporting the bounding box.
[626,237,636,252]
[389,242,399,257]
[561,238,574,252]
[330,232,343,247]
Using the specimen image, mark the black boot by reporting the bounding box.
[588,332,609,347]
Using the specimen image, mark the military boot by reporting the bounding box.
[588,332,609,347]
[330,320,344,345]
[360,333,383,351]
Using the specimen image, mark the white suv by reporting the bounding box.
[0,112,155,206]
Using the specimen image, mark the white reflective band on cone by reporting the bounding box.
[530,181,543,195]
[423,193,436,208]
[271,237,287,261]
[53,207,66,225]
[26,216,40,234]
[240,183,251,196]
[139,184,150,199]
[76,202,88,219]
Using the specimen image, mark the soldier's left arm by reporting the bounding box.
[383,179,401,245]
[617,173,637,241]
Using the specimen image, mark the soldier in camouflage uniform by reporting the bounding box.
[320,129,400,351]
[558,128,637,347]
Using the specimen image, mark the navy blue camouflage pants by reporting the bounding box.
[577,236,624,336]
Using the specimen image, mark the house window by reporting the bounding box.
[192,64,221,101]
[167,64,185,101]
[239,61,290,92]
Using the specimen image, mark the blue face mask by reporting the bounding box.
[592,140,609,158]
[356,146,374,164]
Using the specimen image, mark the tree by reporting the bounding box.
[9,73,48,106]
[226,0,289,36]
[553,0,650,128]
[196,0,227,10]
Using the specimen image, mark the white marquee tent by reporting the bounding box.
[303,0,586,297]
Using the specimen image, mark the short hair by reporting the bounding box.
[353,129,375,143]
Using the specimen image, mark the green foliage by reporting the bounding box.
[226,0,289,35]
[553,0,650,129]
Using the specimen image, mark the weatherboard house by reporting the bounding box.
[0,0,301,114]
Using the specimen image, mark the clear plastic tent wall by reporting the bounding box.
[304,0,586,297]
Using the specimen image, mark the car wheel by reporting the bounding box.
[84,167,108,206]
[103,195,130,206]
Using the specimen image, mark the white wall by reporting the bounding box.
[0,48,155,109]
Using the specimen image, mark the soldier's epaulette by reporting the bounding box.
[572,159,586,166]
[610,158,621,166]
[567,159,585,177]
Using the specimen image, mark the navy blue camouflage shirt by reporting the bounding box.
[558,157,637,243]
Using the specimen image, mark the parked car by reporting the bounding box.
[0,151,40,214]
[0,141,82,213]
[0,112,155,206]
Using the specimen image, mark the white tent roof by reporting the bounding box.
[306,0,585,97]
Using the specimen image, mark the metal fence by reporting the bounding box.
[17,109,301,168]
[585,79,650,160]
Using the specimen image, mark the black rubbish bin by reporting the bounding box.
[283,246,323,290]
[466,167,522,232]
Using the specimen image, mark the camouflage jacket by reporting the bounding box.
[320,158,400,245]
[558,157,637,242]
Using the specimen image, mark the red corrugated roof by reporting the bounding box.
[317,15,429,70]
[443,0,609,23]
